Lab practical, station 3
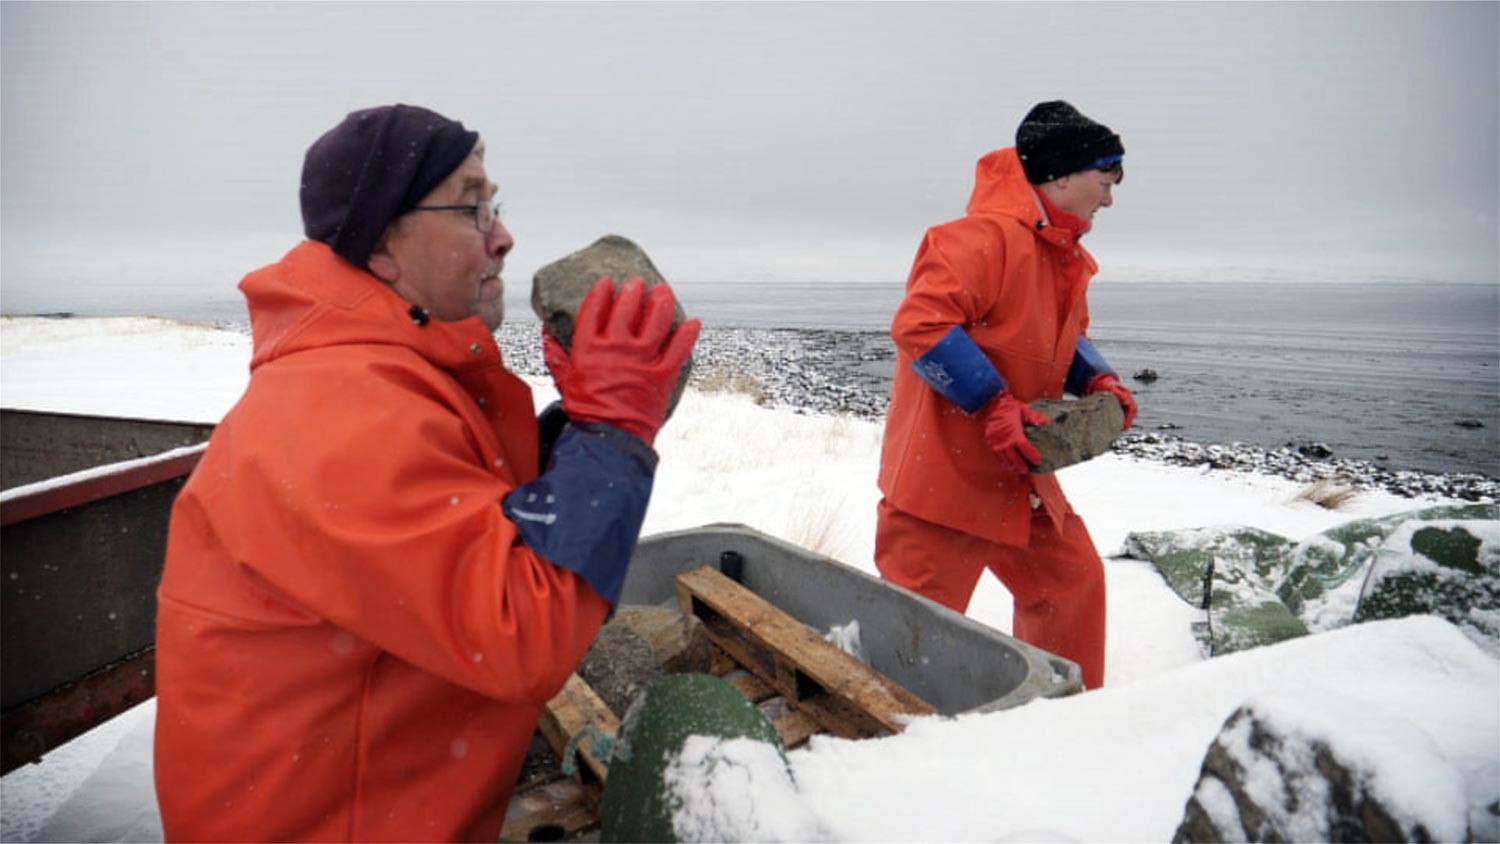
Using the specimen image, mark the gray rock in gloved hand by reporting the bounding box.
[531,235,693,419]
[1025,391,1126,473]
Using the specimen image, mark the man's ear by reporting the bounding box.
[1043,173,1075,201]
[367,237,400,284]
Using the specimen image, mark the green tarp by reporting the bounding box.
[1122,504,1499,657]
[599,673,788,843]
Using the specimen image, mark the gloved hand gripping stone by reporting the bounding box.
[532,235,694,420]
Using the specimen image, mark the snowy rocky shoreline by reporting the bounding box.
[498,323,1500,502]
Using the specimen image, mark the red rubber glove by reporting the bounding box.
[982,391,1051,473]
[543,276,701,446]
[1086,373,1138,430]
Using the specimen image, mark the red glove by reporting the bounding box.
[543,276,701,446]
[982,391,1051,473]
[1086,373,1138,430]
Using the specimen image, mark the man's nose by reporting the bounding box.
[488,219,514,258]
[1099,187,1113,208]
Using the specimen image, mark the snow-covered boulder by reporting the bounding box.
[1174,694,1486,842]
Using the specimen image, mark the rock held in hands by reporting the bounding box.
[531,235,694,419]
[1025,392,1126,473]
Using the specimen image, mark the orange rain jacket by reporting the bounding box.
[154,241,611,842]
[879,147,1100,548]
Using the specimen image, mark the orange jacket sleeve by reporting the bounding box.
[890,222,1007,363]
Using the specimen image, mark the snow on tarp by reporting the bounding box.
[666,735,826,842]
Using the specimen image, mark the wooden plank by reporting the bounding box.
[722,668,776,703]
[675,566,936,739]
[500,777,599,843]
[768,707,820,749]
[539,674,618,785]
[709,644,737,676]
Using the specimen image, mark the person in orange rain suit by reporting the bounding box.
[153,104,699,842]
[876,101,1138,690]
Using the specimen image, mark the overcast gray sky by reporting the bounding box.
[2,1,1496,312]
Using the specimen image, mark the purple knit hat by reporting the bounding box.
[300,104,479,268]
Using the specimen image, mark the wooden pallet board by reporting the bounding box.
[715,662,821,749]
[538,673,617,786]
[676,566,937,740]
[510,674,618,841]
[759,699,821,748]
[721,667,776,702]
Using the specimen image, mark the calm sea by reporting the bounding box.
[661,279,1500,480]
[5,277,1496,478]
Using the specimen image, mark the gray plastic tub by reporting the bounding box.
[619,523,1081,716]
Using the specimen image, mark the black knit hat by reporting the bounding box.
[300,104,480,268]
[1015,101,1124,185]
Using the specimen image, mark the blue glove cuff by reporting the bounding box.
[1065,335,1115,396]
[909,326,1007,414]
[503,423,656,606]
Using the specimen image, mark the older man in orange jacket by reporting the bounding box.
[876,101,1137,690]
[153,105,699,841]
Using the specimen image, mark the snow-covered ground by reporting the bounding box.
[1,316,1495,842]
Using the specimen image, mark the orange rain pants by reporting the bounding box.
[875,497,1106,689]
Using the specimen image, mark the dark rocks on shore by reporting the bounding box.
[1296,442,1334,459]
[1117,432,1500,502]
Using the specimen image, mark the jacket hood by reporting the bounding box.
[965,147,1048,227]
[239,241,501,373]
[965,147,1086,251]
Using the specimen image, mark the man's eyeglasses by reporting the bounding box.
[408,198,504,233]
